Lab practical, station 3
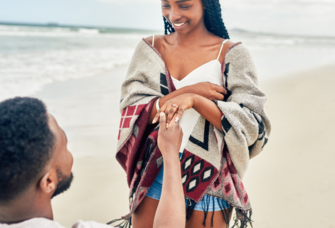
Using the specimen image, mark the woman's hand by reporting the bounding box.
[148,83,227,125]
[185,82,227,101]
[152,93,195,126]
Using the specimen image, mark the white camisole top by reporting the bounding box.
[152,35,228,153]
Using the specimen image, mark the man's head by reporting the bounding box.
[0,97,73,208]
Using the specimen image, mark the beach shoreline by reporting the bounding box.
[32,63,335,228]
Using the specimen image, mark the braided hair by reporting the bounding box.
[163,0,230,39]
[163,16,175,35]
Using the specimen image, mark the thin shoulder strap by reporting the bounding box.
[152,35,155,47]
[217,39,229,60]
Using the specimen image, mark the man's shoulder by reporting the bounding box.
[0,218,65,228]
[0,218,113,228]
[72,220,113,228]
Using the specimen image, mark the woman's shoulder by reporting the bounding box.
[132,35,165,54]
[216,38,237,63]
[225,42,252,61]
[144,35,154,45]
[144,34,170,48]
[224,43,257,75]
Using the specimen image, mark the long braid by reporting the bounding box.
[203,0,230,39]
[162,0,229,39]
[163,16,175,35]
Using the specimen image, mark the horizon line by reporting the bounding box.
[1,20,334,39]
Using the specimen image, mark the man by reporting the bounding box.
[0,97,185,228]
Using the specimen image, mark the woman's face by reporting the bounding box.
[161,0,205,34]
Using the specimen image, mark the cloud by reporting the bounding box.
[93,0,335,36]
[97,0,335,3]
[96,0,156,2]
[97,0,335,12]
[221,0,335,9]
[222,0,335,36]
[96,0,335,9]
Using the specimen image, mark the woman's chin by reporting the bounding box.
[172,22,189,32]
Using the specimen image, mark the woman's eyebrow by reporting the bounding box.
[162,0,191,3]
[175,0,191,3]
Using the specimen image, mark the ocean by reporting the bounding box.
[1,23,335,101]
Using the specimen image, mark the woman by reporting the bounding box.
[113,0,271,227]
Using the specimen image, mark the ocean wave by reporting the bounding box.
[1,24,335,101]
[0,47,135,101]
[0,24,149,101]
[0,24,151,38]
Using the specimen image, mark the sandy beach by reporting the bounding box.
[32,63,335,228]
[34,65,131,226]
[247,65,335,228]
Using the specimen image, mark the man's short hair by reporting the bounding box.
[0,97,55,203]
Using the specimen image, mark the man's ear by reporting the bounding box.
[39,170,57,195]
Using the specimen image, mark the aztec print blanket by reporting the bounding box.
[111,39,271,228]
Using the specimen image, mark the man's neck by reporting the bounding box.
[0,189,53,224]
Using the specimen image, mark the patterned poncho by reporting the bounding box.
[112,39,271,227]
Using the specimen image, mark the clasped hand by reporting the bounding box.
[152,82,227,127]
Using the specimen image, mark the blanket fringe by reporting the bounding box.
[231,209,253,228]
[201,195,211,227]
[217,197,232,227]
[108,201,252,228]
[107,218,131,228]
[186,198,197,221]
[186,196,234,228]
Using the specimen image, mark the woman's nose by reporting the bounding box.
[169,7,182,22]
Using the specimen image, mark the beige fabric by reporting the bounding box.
[119,40,271,179]
[216,44,271,178]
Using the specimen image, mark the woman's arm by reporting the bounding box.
[152,93,223,131]
[149,87,189,124]
[149,82,227,125]
[192,94,223,131]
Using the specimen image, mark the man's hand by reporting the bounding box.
[153,112,185,228]
[157,112,183,157]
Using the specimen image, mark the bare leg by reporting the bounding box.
[186,208,233,228]
[133,196,232,228]
[132,196,159,228]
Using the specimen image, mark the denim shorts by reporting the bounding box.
[146,153,230,211]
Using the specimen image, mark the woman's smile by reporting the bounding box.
[172,21,188,30]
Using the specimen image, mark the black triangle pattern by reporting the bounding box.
[160,73,169,95]
[189,120,210,151]
[223,63,232,99]
[221,117,231,137]
[249,111,269,149]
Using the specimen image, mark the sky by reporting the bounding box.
[0,0,334,37]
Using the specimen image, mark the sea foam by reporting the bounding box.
[0,24,335,101]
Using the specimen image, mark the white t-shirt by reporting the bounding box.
[0,218,113,228]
